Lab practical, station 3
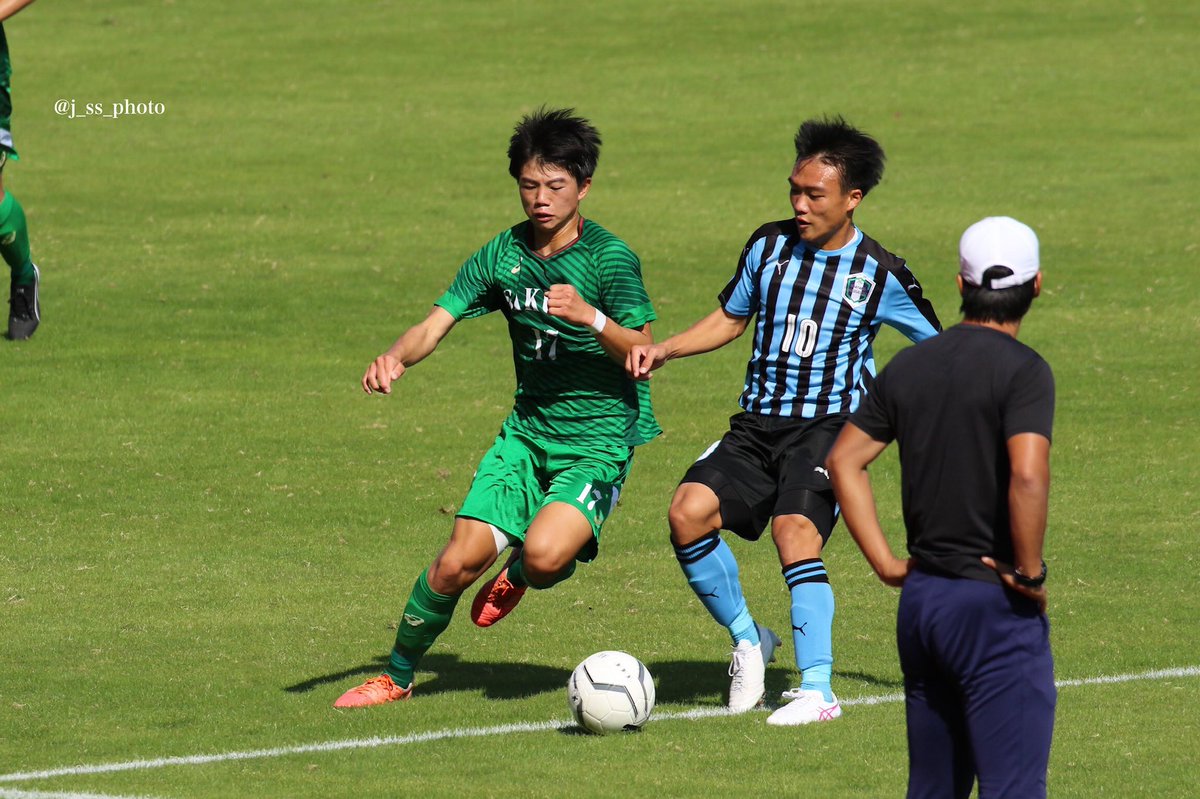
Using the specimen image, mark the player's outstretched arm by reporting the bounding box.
[0,0,37,23]
[827,423,913,587]
[626,307,749,380]
[362,306,458,395]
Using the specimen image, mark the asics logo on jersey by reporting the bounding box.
[402,614,425,628]
[511,259,522,274]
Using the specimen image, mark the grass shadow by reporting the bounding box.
[286,653,571,700]
[647,658,791,706]
[834,669,903,690]
[285,656,392,694]
[287,655,901,706]
[648,660,903,706]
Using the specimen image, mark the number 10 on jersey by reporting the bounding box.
[782,315,818,357]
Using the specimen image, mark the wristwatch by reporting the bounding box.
[1013,559,1047,588]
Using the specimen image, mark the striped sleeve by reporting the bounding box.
[718,229,768,318]
[875,261,942,342]
[434,238,503,320]
[597,240,656,329]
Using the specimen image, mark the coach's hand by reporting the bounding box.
[981,556,1048,612]
[363,354,406,395]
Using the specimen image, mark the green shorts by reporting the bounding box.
[457,424,634,563]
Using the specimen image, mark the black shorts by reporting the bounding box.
[680,411,847,542]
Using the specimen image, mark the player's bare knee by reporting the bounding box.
[429,552,485,594]
[668,490,719,545]
[426,560,462,594]
[666,501,693,543]
[772,516,823,557]
[521,553,569,588]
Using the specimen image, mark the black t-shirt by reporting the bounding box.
[849,324,1055,584]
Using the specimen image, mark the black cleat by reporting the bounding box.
[7,263,39,340]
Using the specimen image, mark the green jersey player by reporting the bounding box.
[336,108,661,709]
[0,0,39,340]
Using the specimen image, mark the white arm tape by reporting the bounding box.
[589,310,608,334]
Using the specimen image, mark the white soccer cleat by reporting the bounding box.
[727,639,766,713]
[766,688,842,726]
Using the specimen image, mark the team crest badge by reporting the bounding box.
[842,274,875,308]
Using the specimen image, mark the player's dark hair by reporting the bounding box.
[960,267,1038,323]
[508,107,601,185]
[793,116,886,196]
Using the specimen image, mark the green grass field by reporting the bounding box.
[2,1,1197,796]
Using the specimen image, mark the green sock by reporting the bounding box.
[508,555,576,590]
[0,191,33,284]
[386,568,459,687]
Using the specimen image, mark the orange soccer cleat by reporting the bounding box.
[470,567,528,627]
[333,674,413,708]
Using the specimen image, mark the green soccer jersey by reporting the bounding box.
[435,219,661,448]
[0,23,15,154]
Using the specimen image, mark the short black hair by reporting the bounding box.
[960,267,1037,323]
[793,116,886,196]
[507,107,601,185]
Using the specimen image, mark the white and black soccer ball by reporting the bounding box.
[567,650,655,734]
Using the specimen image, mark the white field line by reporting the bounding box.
[1,664,1196,787]
[0,789,164,799]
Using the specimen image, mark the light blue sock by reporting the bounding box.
[675,531,760,647]
[784,558,835,702]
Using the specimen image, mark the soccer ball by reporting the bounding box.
[567,650,655,734]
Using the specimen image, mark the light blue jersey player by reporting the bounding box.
[628,117,940,725]
[721,221,940,418]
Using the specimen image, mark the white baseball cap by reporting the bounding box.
[959,216,1040,290]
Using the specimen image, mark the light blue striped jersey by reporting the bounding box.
[719,221,941,418]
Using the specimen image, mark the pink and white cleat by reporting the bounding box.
[766,688,842,726]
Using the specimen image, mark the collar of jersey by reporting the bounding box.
[802,225,862,256]
[517,218,586,260]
